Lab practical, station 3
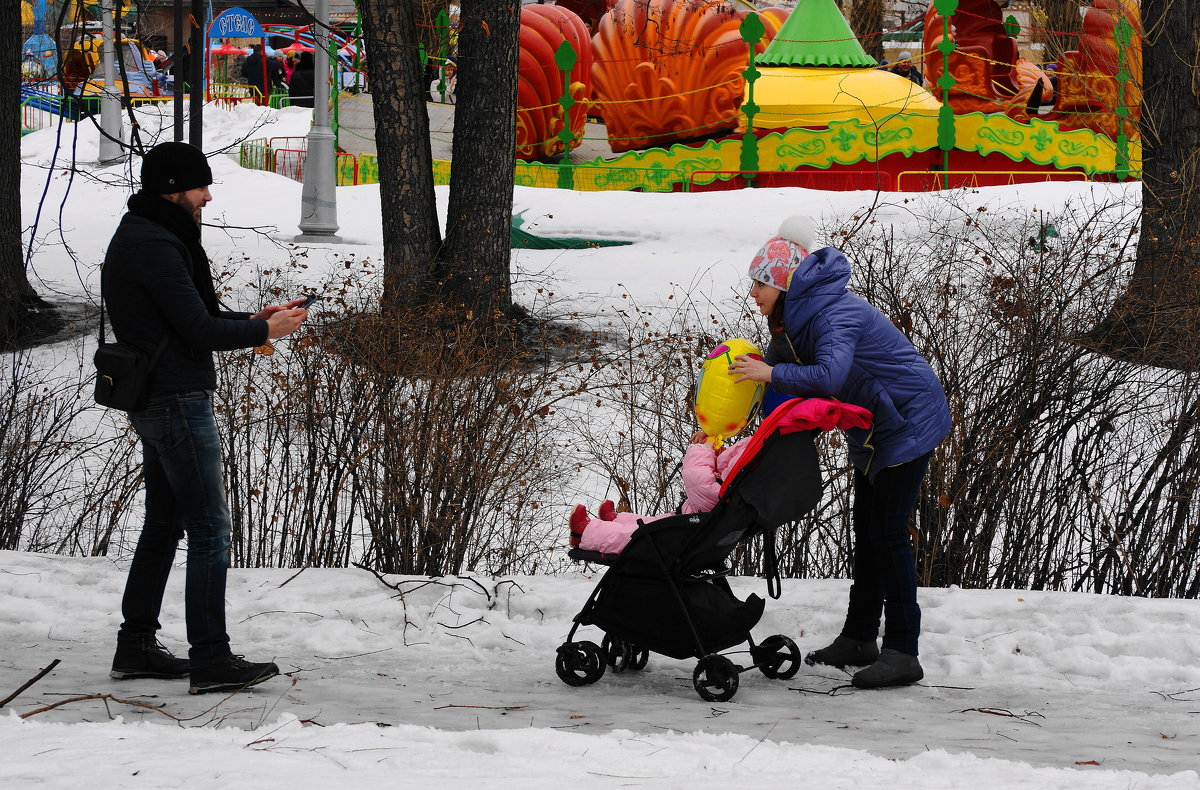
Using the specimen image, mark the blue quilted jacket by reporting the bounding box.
[765,247,951,478]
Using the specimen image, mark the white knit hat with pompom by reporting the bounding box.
[748,216,819,291]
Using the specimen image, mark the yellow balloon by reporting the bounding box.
[694,338,765,448]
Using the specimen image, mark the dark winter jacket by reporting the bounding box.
[101,192,268,397]
[243,50,282,99]
[288,52,316,108]
[766,247,951,478]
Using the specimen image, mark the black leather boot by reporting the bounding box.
[111,638,190,680]
[804,635,880,669]
[851,648,924,688]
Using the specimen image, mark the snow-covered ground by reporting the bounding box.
[6,102,1197,789]
[2,551,1199,788]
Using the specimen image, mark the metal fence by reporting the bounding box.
[688,169,897,192]
[895,170,1091,191]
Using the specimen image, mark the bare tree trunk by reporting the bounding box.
[2,0,60,350]
[436,0,519,318]
[849,0,885,63]
[358,0,442,309]
[1080,0,1200,370]
[1038,0,1084,65]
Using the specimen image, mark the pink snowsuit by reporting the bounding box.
[576,397,874,556]
[579,440,749,555]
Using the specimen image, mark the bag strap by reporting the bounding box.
[98,293,170,367]
[146,334,170,367]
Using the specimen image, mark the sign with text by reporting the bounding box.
[209,8,265,40]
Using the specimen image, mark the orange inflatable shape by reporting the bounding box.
[517,4,594,162]
[694,338,765,449]
[1047,0,1142,140]
[592,0,786,153]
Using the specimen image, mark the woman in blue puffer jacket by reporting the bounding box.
[730,215,952,689]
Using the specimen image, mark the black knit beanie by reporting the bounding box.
[140,142,213,194]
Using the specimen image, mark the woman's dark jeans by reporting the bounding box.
[841,452,932,656]
[118,391,232,668]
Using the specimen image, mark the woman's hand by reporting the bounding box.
[730,354,773,384]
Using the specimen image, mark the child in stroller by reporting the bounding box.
[569,428,749,553]
[556,396,870,701]
[570,398,869,555]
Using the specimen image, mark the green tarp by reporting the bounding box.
[510,211,632,250]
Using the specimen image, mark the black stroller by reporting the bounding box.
[555,398,828,702]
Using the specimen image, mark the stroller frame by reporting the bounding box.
[557,523,800,701]
[556,403,826,701]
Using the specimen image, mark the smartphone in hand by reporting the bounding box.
[297,294,323,310]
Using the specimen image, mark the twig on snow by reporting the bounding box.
[960,707,1044,727]
[0,659,61,708]
[19,693,172,720]
[277,567,308,588]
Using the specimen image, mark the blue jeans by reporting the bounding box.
[119,391,233,668]
[841,452,932,656]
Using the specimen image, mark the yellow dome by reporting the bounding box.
[747,67,942,129]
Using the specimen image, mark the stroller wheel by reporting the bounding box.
[755,634,802,680]
[601,635,632,673]
[628,644,649,671]
[693,655,740,702]
[555,641,606,686]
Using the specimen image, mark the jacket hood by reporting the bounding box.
[784,247,851,328]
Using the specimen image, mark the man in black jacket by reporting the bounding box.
[103,142,308,695]
[243,44,283,104]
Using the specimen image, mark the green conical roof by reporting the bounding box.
[756,0,878,68]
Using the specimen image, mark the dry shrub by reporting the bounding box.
[0,349,140,554]
[7,191,1200,598]
[835,192,1200,596]
[211,255,598,576]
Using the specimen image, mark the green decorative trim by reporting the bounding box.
[934,0,959,177]
[241,110,1140,191]
[555,40,578,190]
[865,126,914,147]
[978,125,1025,147]
[1113,12,1134,179]
[776,139,828,157]
[1058,138,1100,159]
[435,9,451,103]
[740,13,765,186]
[956,113,1126,174]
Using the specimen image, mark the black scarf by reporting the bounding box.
[127,190,220,315]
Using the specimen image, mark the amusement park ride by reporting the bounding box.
[21,0,1142,194]
[502,0,1141,192]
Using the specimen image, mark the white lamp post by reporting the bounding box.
[295,0,342,243]
[99,2,126,164]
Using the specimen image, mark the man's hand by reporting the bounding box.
[265,307,307,339]
[252,298,307,321]
[729,354,773,384]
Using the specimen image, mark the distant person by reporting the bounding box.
[891,51,924,86]
[243,44,283,104]
[1044,62,1059,94]
[288,51,316,108]
[102,142,310,695]
[282,51,297,85]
